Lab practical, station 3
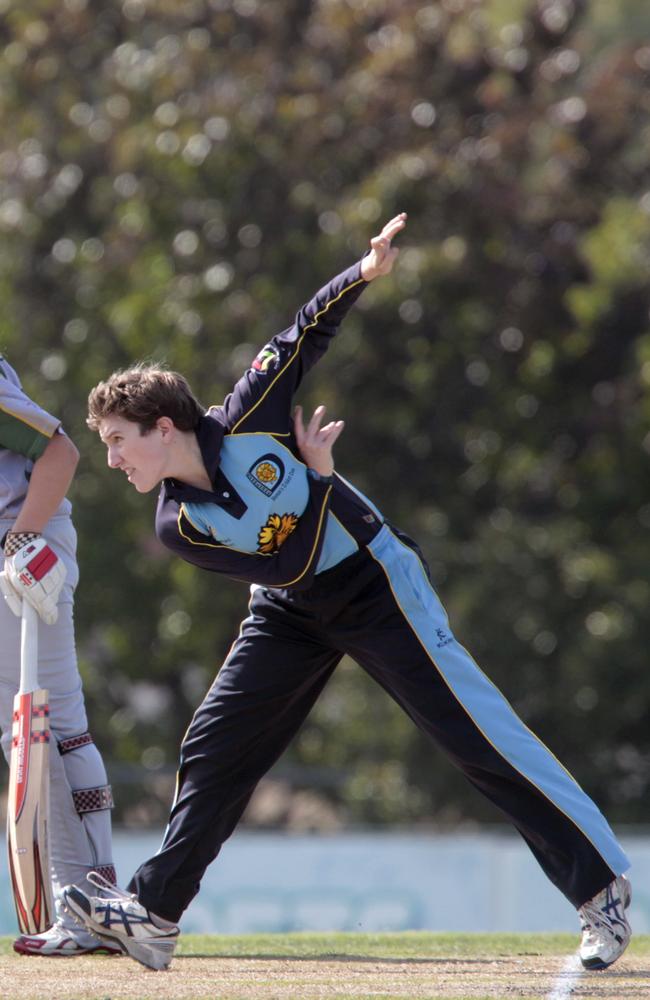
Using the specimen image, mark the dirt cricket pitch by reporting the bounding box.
[1,932,649,1000]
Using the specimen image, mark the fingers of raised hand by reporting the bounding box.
[296,404,321,445]
[379,212,407,242]
[307,404,327,436]
[295,405,343,444]
[307,406,343,441]
[294,404,326,439]
[367,213,407,271]
[321,419,345,446]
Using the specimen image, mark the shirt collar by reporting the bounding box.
[161,408,226,504]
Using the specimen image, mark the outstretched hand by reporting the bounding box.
[294,405,344,478]
[360,212,407,281]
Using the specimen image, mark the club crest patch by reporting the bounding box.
[246,454,285,497]
[258,513,298,554]
[252,343,280,373]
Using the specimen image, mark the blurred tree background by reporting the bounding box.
[0,0,649,831]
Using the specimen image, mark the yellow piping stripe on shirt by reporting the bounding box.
[229,277,365,435]
[177,506,269,555]
[180,509,273,557]
[226,430,292,438]
[278,485,331,587]
[204,409,292,440]
[222,430,309,463]
[204,410,293,440]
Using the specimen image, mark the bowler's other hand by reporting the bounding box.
[360,212,407,281]
[294,405,344,478]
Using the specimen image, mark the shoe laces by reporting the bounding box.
[87,870,137,904]
[579,883,625,938]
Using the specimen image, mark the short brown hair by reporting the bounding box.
[87,363,204,433]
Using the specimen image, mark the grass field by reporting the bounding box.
[1,931,649,1000]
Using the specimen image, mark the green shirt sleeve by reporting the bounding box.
[0,406,53,461]
[0,357,61,460]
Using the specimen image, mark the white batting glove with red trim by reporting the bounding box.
[0,534,66,625]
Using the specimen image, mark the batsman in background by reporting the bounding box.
[0,356,119,957]
[67,215,630,972]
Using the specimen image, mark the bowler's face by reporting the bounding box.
[99,416,168,493]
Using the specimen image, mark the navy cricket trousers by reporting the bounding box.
[129,525,629,922]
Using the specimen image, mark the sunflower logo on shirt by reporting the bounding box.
[258,513,298,554]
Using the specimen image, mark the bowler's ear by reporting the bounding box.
[156,416,176,439]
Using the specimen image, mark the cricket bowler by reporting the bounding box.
[64,214,631,972]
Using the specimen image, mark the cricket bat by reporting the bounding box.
[6,600,54,934]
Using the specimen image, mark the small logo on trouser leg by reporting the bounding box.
[435,628,453,648]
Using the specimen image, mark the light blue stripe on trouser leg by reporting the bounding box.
[367,525,629,877]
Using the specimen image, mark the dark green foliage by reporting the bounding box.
[1,0,649,826]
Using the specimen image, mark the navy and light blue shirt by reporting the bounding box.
[156,260,384,589]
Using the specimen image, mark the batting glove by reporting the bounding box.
[0,532,66,625]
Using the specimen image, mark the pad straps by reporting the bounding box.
[72,785,114,814]
[58,731,94,755]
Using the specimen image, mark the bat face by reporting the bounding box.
[7,687,54,934]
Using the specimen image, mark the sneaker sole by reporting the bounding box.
[13,940,121,958]
[581,937,631,972]
[62,896,176,971]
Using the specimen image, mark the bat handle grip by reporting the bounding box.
[20,601,40,694]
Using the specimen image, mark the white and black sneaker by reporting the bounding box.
[13,917,121,957]
[579,874,632,970]
[62,872,179,971]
